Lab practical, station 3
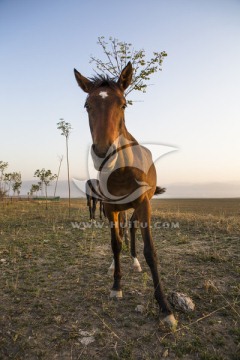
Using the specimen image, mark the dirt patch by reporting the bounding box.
[0,199,239,359]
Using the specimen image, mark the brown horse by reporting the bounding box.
[74,62,177,328]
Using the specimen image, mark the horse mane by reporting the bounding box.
[89,74,120,90]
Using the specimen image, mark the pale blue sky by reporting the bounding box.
[0,0,240,196]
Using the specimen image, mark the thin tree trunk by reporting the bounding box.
[54,155,63,198]
[66,138,71,216]
[45,184,48,210]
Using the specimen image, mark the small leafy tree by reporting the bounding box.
[90,36,167,104]
[0,161,8,199]
[3,173,13,196]
[34,169,57,209]
[30,184,41,197]
[12,172,22,197]
[57,119,72,215]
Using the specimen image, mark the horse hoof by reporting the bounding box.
[162,314,178,331]
[133,258,142,272]
[110,290,123,298]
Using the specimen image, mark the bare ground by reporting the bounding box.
[0,199,239,359]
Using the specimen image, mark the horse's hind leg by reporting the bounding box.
[135,197,177,328]
[129,211,142,272]
[87,194,90,207]
[87,196,92,220]
[99,201,103,220]
[92,199,97,220]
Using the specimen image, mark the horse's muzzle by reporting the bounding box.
[91,144,118,172]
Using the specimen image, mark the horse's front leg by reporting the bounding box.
[118,211,129,248]
[136,197,177,328]
[123,211,130,249]
[106,210,123,298]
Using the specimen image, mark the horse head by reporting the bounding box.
[74,62,133,171]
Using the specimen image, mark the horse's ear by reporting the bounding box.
[74,69,93,93]
[118,62,133,91]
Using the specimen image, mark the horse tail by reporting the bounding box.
[154,186,166,195]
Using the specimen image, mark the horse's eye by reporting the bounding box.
[121,104,127,110]
[85,102,90,111]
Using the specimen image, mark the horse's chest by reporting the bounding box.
[104,170,138,196]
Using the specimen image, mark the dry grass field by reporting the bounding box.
[0,198,239,359]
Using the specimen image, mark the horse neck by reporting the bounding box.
[120,120,138,145]
[115,121,139,168]
[118,120,153,174]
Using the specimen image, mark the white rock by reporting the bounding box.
[168,292,195,312]
[79,330,91,337]
[135,305,144,313]
[80,336,95,346]
[162,348,169,358]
